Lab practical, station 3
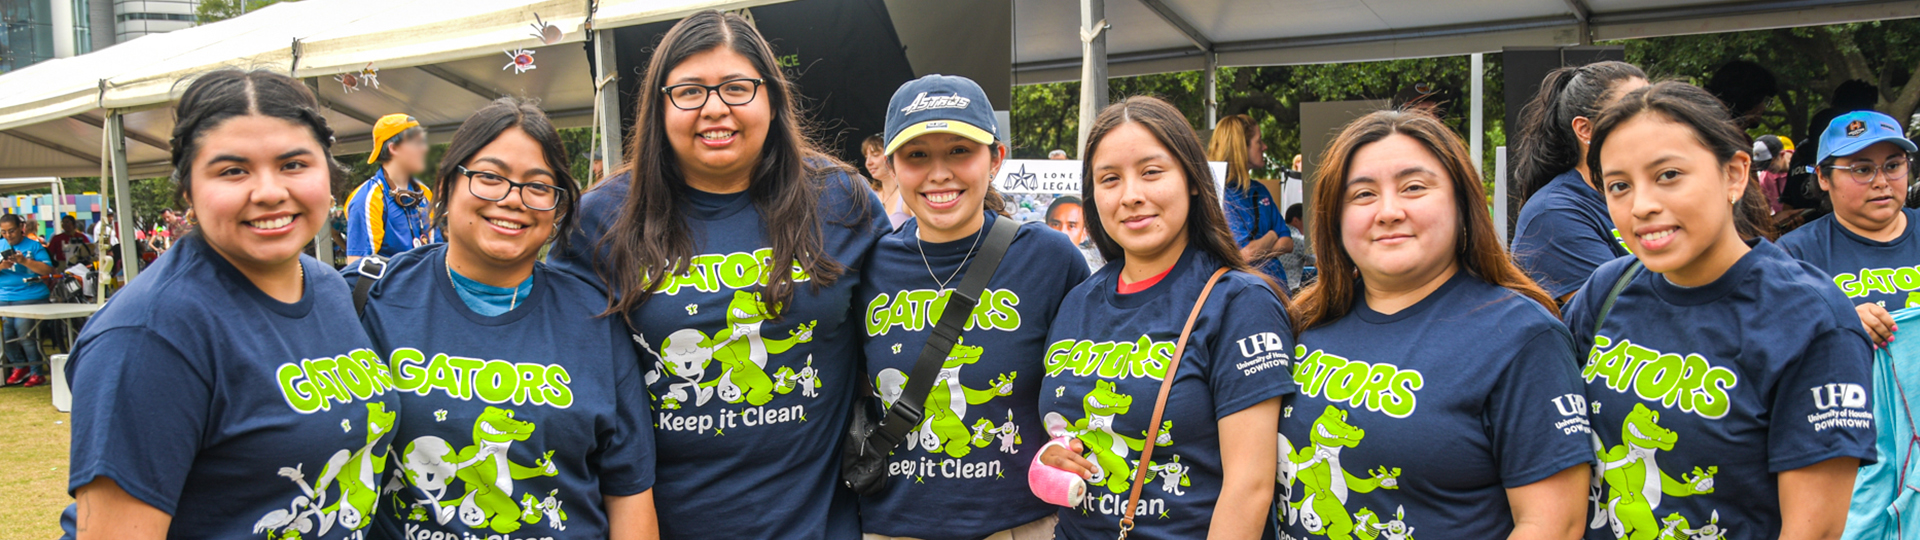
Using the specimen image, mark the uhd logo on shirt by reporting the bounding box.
[901,92,971,114]
[1810,383,1868,410]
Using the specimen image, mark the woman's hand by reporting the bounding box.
[1040,438,1097,480]
[1857,303,1897,348]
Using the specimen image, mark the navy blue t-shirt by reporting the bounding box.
[1779,207,1920,311]
[857,212,1090,539]
[1565,240,1877,540]
[1041,247,1296,540]
[358,245,654,540]
[1225,181,1290,282]
[1276,271,1591,540]
[1513,170,1631,298]
[63,234,398,539]
[551,168,889,539]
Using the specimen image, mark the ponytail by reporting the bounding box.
[1512,61,1647,199]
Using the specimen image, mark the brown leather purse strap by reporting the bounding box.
[1119,267,1230,537]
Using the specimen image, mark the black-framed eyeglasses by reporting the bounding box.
[661,78,763,110]
[1823,159,1910,185]
[456,166,569,211]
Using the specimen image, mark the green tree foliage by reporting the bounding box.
[196,0,295,23]
[1011,56,1506,187]
[1615,19,1920,142]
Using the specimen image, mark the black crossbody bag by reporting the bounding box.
[841,217,1019,495]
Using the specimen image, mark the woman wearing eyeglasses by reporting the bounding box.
[358,98,659,539]
[550,10,889,540]
[1778,110,1919,348]
[1776,111,1918,540]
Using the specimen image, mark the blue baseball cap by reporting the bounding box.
[883,74,997,156]
[1817,110,1917,163]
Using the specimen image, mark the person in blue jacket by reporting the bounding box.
[355,97,659,540]
[548,10,889,540]
[1279,108,1592,540]
[343,113,440,264]
[1208,114,1293,283]
[1037,96,1292,540]
[856,74,1091,540]
[1510,61,1648,301]
[63,70,398,540]
[1571,81,1874,540]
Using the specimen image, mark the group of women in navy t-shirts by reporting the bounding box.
[56,10,1902,540]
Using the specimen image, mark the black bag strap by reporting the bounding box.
[868,217,1021,451]
[1592,260,1643,338]
[352,255,390,316]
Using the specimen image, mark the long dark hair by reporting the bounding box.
[1585,81,1775,241]
[169,70,347,205]
[431,97,580,248]
[1292,109,1557,333]
[1512,61,1646,199]
[1081,96,1283,298]
[598,10,851,320]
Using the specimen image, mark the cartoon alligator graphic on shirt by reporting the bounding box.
[1653,511,1729,540]
[875,338,1018,458]
[1352,505,1416,540]
[1278,406,1402,540]
[394,407,561,534]
[1591,403,1717,540]
[254,402,395,538]
[645,290,816,408]
[1043,380,1173,494]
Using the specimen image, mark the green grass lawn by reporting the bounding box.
[0,384,70,539]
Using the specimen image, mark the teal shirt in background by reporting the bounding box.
[447,266,531,316]
[1843,307,1920,540]
[0,238,51,302]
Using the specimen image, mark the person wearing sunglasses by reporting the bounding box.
[355,98,659,539]
[550,11,889,539]
[1780,110,1920,348]
[344,113,441,265]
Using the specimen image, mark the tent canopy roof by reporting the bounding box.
[2,0,1918,178]
[1012,0,1920,83]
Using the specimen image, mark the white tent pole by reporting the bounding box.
[1204,53,1218,127]
[98,115,110,303]
[1075,0,1107,155]
[1495,146,1509,247]
[594,29,623,176]
[107,112,139,281]
[1471,52,1484,186]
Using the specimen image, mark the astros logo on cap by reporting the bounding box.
[1846,120,1866,137]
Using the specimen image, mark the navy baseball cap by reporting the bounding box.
[883,74,997,156]
[1817,110,1917,163]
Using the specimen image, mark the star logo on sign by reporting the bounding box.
[686,304,699,316]
[892,343,903,354]
[341,419,352,433]
[434,409,449,422]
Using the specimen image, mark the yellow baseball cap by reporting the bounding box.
[368,114,421,164]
